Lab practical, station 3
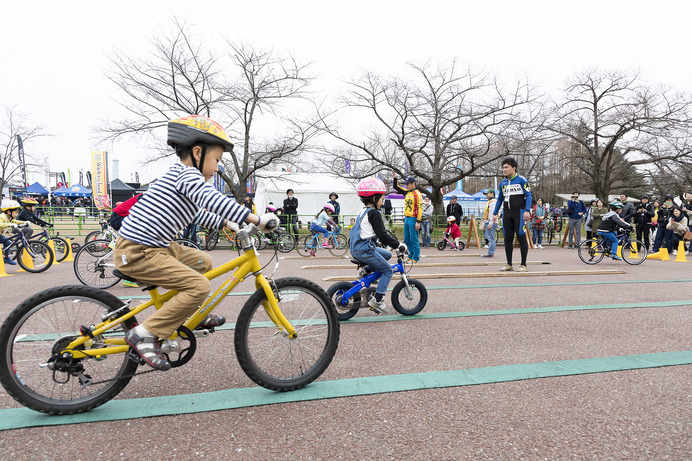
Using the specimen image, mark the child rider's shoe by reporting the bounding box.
[611,255,623,261]
[368,297,389,314]
[322,242,333,249]
[3,257,17,266]
[198,314,226,328]
[125,327,171,371]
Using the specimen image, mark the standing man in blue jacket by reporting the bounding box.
[492,157,532,272]
[566,191,587,248]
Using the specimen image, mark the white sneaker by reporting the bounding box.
[537,244,543,249]
[673,250,678,255]
[368,297,389,314]
[483,245,489,249]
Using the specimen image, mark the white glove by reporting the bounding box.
[257,213,279,232]
[10,223,18,228]
[22,222,31,227]
[398,243,408,254]
[226,221,240,233]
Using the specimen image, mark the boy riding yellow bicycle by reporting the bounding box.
[114,115,277,371]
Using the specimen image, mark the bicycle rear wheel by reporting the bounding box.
[235,278,340,391]
[328,233,348,257]
[622,239,647,265]
[206,230,219,251]
[0,285,138,415]
[173,238,201,250]
[17,240,54,273]
[85,230,110,244]
[73,239,120,288]
[577,239,605,265]
[296,235,319,257]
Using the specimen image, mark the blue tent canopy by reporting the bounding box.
[443,189,474,200]
[25,182,49,196]
[53,184,92,197]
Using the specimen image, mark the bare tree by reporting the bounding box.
[0,107,45,193]
[316,62,537,215]
[102,20,317,199]
[216,42,317,198]
[543,68,692,200]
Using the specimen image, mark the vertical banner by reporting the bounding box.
[16,135,27,186]
[67,168,72,187]
[91,151,111,209]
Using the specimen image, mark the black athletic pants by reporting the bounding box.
[502,208,528,267]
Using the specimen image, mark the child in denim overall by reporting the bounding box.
[350,178,406,314]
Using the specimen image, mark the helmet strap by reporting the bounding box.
[191,144,207,173]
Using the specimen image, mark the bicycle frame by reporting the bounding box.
[4,228,41,259]
[63,234,297,360]
[336,256,406,306]
[306,229,340,248]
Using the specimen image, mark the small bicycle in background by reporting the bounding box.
[297,227,348,257]
[577,229,647,265]
[327,248,428,320]
[436,232,466,251]
[30,224,69,262]
[2,224,54,273]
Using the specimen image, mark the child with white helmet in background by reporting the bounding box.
[350,178,407,314]
[445,216,462,249]
[1,199,32,265]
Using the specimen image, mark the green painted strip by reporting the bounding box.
[1,350,690,430]
[117,279,692,300]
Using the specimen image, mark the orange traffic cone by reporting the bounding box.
[16,247,36,273]
[63,238,75,262]
[0,256,14,278]
[674,241,688,263]
[47,239,60,265]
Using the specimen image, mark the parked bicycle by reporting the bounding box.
[327,248,428,320]
[84,220,118,244]
[2,224,54,273]
[254,228,297,253]
[0,223,340,415]
[296,228,348,257]
[30,224,69,262]
[577,229,647,265]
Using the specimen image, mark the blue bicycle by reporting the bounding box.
[2,225,54,273]
[297,228,348,257]
[327,249,428,320]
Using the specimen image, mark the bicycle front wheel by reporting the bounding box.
[0,285,138,415]
[17,240,54,273]
[235,277,340,391]
[328,233,348,257]
[622,239,647,265]
[391,277,428,315]
[73,239,120,288]
[276,232,296,253]
[205,230,219,251]
[577,239,605,265]
[85,230,109,244]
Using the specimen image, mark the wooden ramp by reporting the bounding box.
[321,269,626,282]
[302,261,551,270]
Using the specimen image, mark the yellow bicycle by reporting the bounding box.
[0,224,340,415]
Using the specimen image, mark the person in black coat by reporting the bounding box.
[619,193,636,223]
[446,196,463,225]
[633,195,655,251]
[283,189,298,234]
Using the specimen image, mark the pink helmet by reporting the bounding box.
[356,178,387,197]
[324,203,335,213]
[266,204,277,212]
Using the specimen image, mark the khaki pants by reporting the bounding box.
[114,238,213,338]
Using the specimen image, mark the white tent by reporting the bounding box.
[254,172,362,222]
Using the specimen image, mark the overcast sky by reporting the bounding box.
[2,0,691,186]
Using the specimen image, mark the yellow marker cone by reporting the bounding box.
[47,239,60,265]
[63,238,75,262]
[16,247,36,272]
[674,241,688,263]
[646,251,661,260]
[0,256,13,277]
[660,248,670,261]
[616,245,623,258]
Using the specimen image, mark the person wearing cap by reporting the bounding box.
[619,193,636,224]
[633,195,655,251]
[283,189,299,235]
[327,192,341,226]
[565,191,587,249]
[446,195,463,226]
[492,157,532,271]
[393,175,424,262]
[481,189,497,258]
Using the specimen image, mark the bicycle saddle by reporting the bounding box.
[350,258,367,267]
[112,269,158,289]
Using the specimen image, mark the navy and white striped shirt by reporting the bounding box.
[119,162,250,248]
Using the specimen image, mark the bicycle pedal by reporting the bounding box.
[193,328,211,338]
